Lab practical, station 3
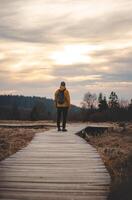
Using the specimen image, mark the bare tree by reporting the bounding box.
[82,92,97,109]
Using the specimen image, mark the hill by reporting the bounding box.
[0,95,81,120]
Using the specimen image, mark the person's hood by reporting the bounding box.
[59,85,66,91]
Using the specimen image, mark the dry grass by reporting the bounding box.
[83,122,132,200]
[0,127,48,161]
[87,125,132,179]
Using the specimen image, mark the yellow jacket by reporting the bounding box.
[54,86,70,108]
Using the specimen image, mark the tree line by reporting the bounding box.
[81,91,132,121]
[0,95,80,121]
[0,93,131,122]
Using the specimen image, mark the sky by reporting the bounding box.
[0,0,132,106]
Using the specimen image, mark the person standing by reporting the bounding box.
[54,82,70,132]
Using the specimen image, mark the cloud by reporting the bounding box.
[0,0,132,44]
[0,0,132,105]
[0,0,71,43]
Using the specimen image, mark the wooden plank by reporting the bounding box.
[0,123,110,200]
[0,123,56,128]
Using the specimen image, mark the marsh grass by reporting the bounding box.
[84,123,132,200]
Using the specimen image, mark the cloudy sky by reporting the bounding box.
[0,0,132,105]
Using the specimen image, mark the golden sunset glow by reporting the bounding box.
[50,45,94,65]
[0,0,132,104]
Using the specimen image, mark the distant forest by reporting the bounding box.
[0,92,132,122]
[81,91,132,122]
[0,95,80,121]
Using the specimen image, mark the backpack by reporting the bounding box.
[57,89,66,104]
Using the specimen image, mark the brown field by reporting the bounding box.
[82,122,132,200]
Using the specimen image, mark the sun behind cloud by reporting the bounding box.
[50,44,98,65]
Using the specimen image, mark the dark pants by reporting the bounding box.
[57,107,68,129]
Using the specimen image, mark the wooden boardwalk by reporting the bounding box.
[0,124,110,200]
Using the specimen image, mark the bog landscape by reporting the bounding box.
[0,93,132,199]
[0,0,132,200]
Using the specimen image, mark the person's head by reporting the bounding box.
[60,81,66,87]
